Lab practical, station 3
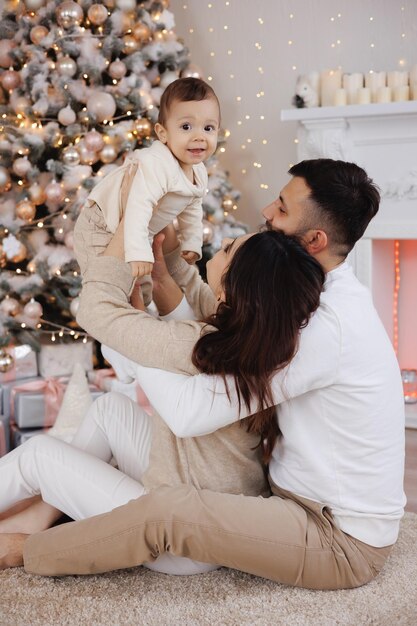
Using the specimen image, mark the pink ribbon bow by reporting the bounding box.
[10,377,67,428]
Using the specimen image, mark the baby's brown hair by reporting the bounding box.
[158,77,220,126]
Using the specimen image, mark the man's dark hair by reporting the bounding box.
[289,159,380,256]
[158,77,220,126]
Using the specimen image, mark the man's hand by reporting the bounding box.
[181,250,199,265]
[129,260,153,278]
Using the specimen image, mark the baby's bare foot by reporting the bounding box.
[0,533,27,569]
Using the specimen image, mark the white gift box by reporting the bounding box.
[37,340,94,378]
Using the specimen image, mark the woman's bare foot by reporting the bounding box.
[0,500,62,535]
[0,533,27,569]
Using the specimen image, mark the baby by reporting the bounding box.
[74,77,220,283]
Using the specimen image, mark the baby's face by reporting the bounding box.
[156,97,220,173]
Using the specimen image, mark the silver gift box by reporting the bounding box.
[12,384,104,429]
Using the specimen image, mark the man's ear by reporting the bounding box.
[154,123,167,143]
[304,229,328,255]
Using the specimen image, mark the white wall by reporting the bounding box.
[170,0,417,229]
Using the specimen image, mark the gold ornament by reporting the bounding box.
[56,1,84,29]
[28,182,46,205]
[134,117,152,138]
[122,34,140,55]
[30,25,49,45]
[16,199,36,221]
[0,349,14,374]
[62,145,80,166]
[87,3,108,25]
[221,196,235,212]
[132,22,151,43]
[99,144,118,163]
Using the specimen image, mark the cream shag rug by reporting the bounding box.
[1,512,417,626]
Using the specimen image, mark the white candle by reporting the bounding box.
[387,71,408,89]
[333,88,347,106]
[376,86,392,103]
[393,85,410,101]
[357,87,371,104]
[342,73,363,104]
[410,65,417,87]
[320,69,342,107]
[365,71,386,102]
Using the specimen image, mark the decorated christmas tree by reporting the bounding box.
[0,0,245,355]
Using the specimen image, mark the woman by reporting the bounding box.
[0,227,325,573]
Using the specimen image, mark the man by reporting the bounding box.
[4,159,406,590]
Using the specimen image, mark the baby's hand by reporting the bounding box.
[129,260,153,278]
[181,250,199,265]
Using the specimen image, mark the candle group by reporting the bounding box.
[307,64,417,108]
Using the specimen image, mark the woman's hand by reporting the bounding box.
[151,230,183,316]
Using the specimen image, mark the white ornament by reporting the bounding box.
[69,296,80,317]
[58,105,77,126]
[87,92,116,122]
[24,0,46,10]
[23,298,43,320]
[116,0,136,11]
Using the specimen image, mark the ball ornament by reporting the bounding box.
[56,1,84,28]
[0,349,14,374]
[58,105,77,126]
[133,22,151,43]
[109,59,127,80]
[23,298,43,320]
[0,166,12,192]
[87,92,116,122]
[12,157,32,177]
[16,199,36,221]
[30,25,49,45]
[1,69,21,91]
[45,181,65,204]
[87,3,108,25]
[62,145,81,166]
[134,117,152,138]
[0,297,20,316]
[99,144,118,163]
[56,56,77,77]
[84,129,105,152]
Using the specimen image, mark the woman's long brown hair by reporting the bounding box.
[192,230,325,463]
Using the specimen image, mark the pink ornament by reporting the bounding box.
[109,59,127,80]
[45,181,65,204]
[58,105,77,126]
[12,96,29,115]
[56,1,84,29]
[78,142,98,165]
[0,40,16,68]
[84,129,104,152]
[87,92,116,122]
[12,157,32,177]
[1,69,21,91]
[23,299,43,320]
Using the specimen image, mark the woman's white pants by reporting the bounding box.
[0,392,217,575]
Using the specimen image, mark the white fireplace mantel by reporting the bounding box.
[281,101,417,275]
[281,102,417,427]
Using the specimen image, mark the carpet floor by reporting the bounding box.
[1,512,416,626]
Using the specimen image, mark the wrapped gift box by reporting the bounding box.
[1,377,41,420]
[0,344,38,383]
[0,415,10,457]
[10,424,51,448]
[37,340,94,378]
[12,382,104,429]
[1,376,103,428]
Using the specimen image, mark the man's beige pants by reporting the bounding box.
[24,481,392,589]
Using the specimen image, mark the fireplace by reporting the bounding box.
[281,101,417,427]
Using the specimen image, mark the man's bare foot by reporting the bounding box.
[0,533,28,569]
